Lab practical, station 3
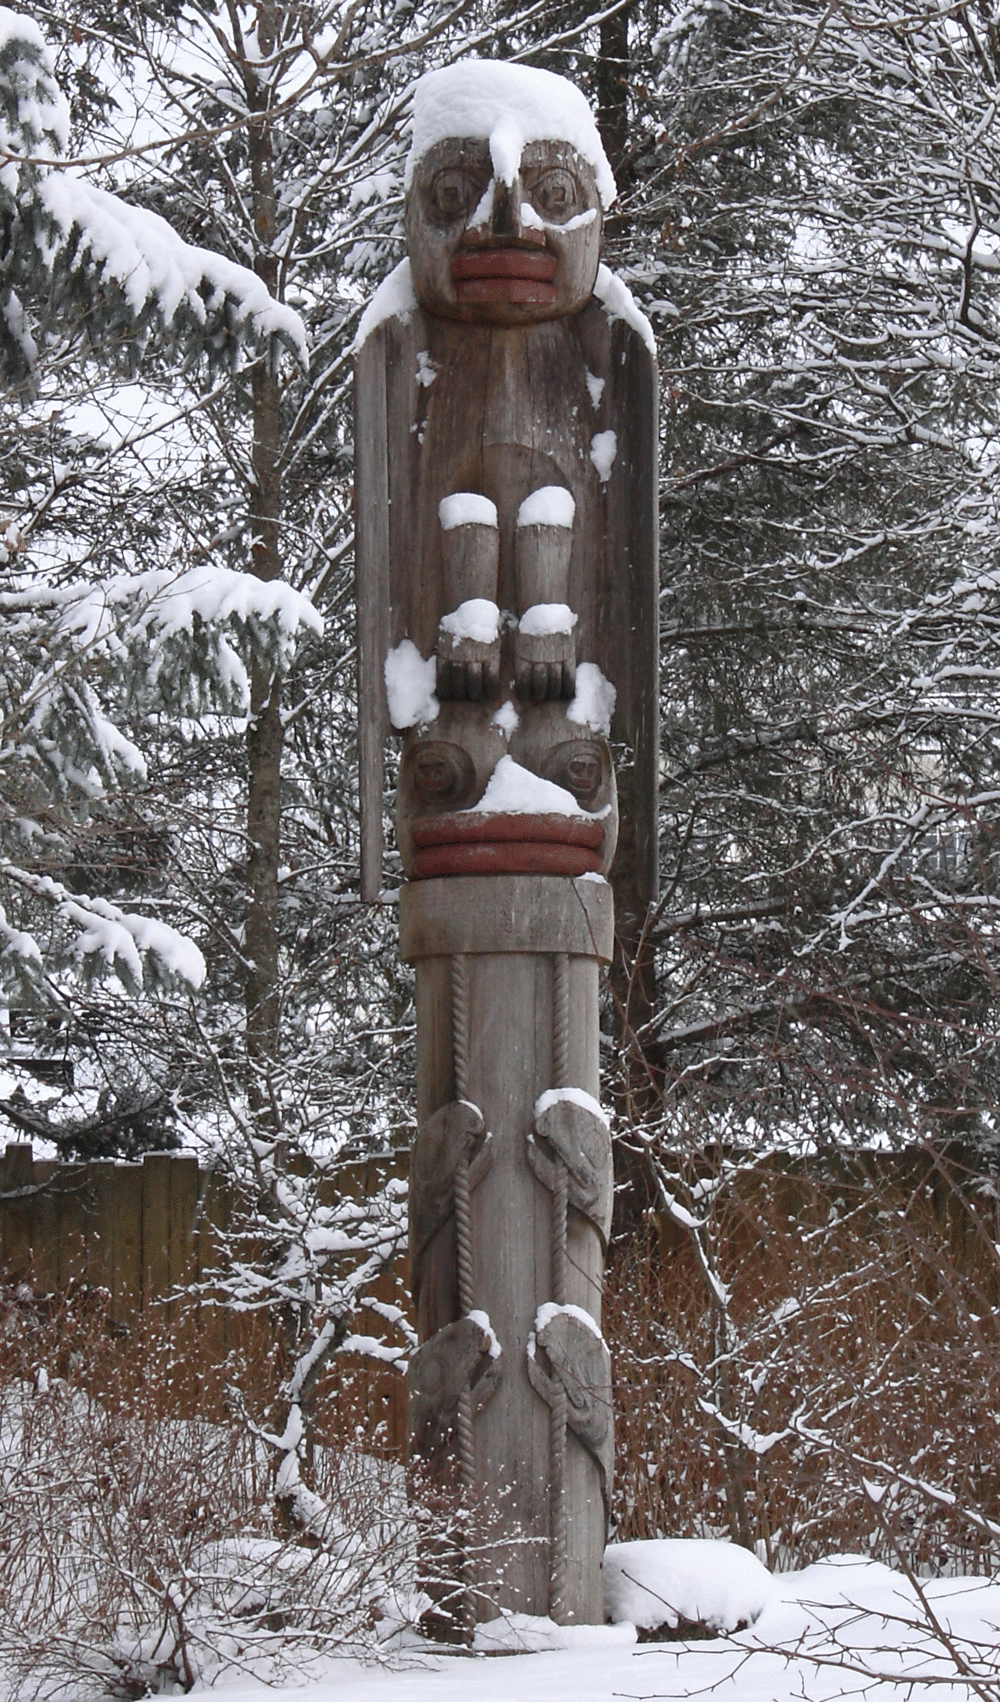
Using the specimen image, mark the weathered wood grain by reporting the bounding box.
[400,873,613,964]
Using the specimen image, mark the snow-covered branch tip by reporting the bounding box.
[0,9,307,382]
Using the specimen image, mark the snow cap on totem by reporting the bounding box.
[405,60,617,210]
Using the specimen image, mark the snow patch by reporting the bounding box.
[384,640,438,729]
[439,491,498,530]
[594,263,657,354]
[492,700,519,737]
[464,755,588,817]
[415,349,438,386]
[604,1538,775,1633]
[590,430,617,483]
[467,1310,502,1359]
[518,603,577,637]
[535,1300,604,1340]
[473,1613,635,1653]
[489,114,524,186]
[567,662,616,734]
[517,486,575,529]
[439,598,500,644]
[585,370,605,408]
[353,259,418,350]
[407,61,617,210]
[535,1085,609,1127]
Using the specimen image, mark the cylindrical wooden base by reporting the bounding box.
[402,875,614,1626]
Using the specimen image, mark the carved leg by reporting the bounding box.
[514,490,577,700]
[437,501,501,700]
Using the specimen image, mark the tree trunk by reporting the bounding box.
[244,0,284,1117]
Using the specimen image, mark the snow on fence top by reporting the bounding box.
[405,60,617,210]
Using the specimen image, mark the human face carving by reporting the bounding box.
[405,137,602,324]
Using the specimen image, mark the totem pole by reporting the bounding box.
[354,60,658,1628]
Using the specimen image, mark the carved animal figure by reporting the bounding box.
[354,60,658,900]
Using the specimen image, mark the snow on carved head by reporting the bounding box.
[406,61,616,209]
[404,60,612,327]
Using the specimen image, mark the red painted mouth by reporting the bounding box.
[451,247,558,307]
[410,811,602,879]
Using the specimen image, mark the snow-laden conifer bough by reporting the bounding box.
[0,7,306,381]
[0,6,319,1000]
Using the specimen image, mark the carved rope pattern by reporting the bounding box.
[450,953,478,1579]
[549,951,570,1620]
[552,952,570,1089]
[451,953,471,1101]
[549,1382,569,1622]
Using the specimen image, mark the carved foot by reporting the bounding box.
[436,601,502,701]
[436,633,502,701]
[514,628,576,701]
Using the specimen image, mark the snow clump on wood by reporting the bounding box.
[384,640,438,729]
[516,486,575,529]
[439,598,501,643]
[465,754,589,816]
[439,492,498,529]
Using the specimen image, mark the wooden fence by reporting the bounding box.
[0,1143,408,1444]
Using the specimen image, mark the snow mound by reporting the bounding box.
[384,640,438,729]
[439,598,500,643]
[406,61,617,210]
[465,755,588,817]
[473,1612,635,1654]
[353,259,418,350]
[518,602,577,636]
[439,492,498,530]
[517,485,575,529]
[604,1538,775,1634]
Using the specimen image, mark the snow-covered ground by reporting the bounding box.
[177,1548,1000,1702]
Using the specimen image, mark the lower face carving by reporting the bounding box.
[396,700,618,881]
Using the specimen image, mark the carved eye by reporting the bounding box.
[529,169,580,223]
[430,169,481,222]
[541,741,605,805]
[409,741,476,807]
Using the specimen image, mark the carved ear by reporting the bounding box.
[408,1313,501,1463]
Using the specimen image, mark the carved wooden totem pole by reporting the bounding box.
[355,60,657,1628]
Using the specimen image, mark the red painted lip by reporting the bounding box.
[451,247,558,307]
[451,249,558,282]
[410,811,603,879]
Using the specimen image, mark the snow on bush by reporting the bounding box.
[603,1538,775,1634]
[0,1296,423,1698]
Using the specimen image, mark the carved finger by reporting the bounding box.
[466,661,483,701]
[484,653,501,699]
[561,659,576,699]
[532,662,548,700]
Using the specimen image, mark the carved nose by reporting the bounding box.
[491,177,522,240]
